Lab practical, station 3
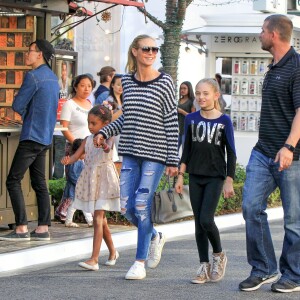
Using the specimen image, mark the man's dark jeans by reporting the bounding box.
[6,140,51,226]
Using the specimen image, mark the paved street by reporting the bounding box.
[0,220,298,300]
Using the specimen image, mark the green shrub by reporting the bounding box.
[48,177,128,224]
[48,164,281,224]
[49,177,66,206]
[216,183,244,215]
[234,163,246,183]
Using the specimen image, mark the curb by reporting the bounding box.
[0,207,283,273]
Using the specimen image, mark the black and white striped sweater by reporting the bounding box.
[99,72,179,166]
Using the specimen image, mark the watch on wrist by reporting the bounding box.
[284,143,295,153]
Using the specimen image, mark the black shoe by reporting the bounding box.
[0,231,30,241]
[30,230,50,241]
[271,279,300,293]
[239,274,279,291]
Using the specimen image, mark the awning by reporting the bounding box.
[51,0,144,42]
[91,0,144,7]
[183,26,261,36]
[183,13,300,39]
[68,0,144,16]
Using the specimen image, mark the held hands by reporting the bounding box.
[275,147,293,171]
[93,133,105,148]
[165,166,178,177]
[61,155,71,165]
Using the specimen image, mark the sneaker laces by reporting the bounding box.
[196,263,209,278]
[212,256,221,275]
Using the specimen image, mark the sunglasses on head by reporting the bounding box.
[139,46,159,54]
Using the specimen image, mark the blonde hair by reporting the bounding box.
[196,78,221,111]
[125,34,155,73]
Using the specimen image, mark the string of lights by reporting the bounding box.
[192,0,253,6]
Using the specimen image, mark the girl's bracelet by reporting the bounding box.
[178,171,184,176]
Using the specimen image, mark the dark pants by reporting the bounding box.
[189,174,224,263]
[52,135,66,179]
[6,140,51,226]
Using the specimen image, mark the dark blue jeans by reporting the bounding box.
[6,140,51,226]
[242,149,300,284]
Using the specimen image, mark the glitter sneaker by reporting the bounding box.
[210,251,227,282]
[191,262,211,284]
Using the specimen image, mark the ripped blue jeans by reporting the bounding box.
[120,156,165,260]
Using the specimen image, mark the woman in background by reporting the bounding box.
[105,73,123,162]
[60,74,95,227]
[177,81,195,152]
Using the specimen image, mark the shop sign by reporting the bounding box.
[210,34,300,53]
[213,36,259,44]
[210,35,262,53]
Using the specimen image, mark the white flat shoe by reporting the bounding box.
[78,261,99,271]
[105,251,119,266]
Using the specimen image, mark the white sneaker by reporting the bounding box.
[147,232,166,269]
[125,261,146,280]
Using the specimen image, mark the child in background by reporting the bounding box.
[61,104,120,270]
[55,139,93,227]
[175,78,236,284]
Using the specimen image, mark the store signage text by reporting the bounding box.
[214,36,259,44]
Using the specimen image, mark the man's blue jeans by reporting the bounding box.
[242,149,300,284]
[120,156,165,260]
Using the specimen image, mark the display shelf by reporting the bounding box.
[0,103,15,107]
[0,47,28,51]
[229,57,270,132]
[0,84,21,89]
[0,29,34,33]
[0,66,31,70]
[0,15,35,120]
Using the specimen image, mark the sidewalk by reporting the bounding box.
[0,207,283,273]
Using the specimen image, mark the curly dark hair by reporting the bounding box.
[71,138,83,154]
[89,104,112,123]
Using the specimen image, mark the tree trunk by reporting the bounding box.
[160,27,182,90]
[137,0,189,91]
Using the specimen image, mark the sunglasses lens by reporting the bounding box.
[141,47,159,53]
